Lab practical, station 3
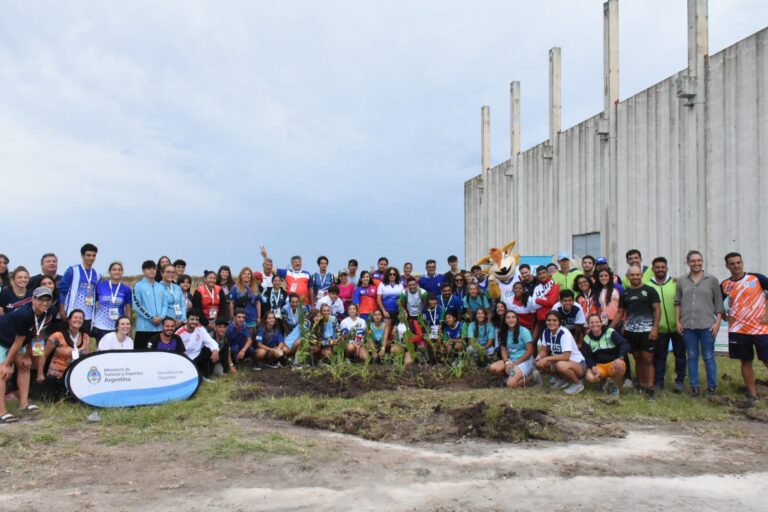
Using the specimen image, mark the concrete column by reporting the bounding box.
[688,0,708,77]
[510,81,521,157]
[603,0,619,114]
[481,105,491,173]
[549,47,561,144]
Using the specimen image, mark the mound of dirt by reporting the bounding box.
[235,366,503,400]
[450,401,625,442]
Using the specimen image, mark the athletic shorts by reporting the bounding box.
[508,359,534,378]
[624,331,654,353]
[728,333,768,362]
[594,362,615,380]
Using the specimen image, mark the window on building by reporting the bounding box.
[572,232,601,259]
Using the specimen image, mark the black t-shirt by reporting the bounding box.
[28,274,63,290]
[619,285,660,332]
[0,303,54,348]
[0,287,32,314]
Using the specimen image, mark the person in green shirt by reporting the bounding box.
[647,256,686,393]
[552,252,582,292]
[621,249,654,288]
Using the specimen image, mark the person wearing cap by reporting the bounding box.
[0,286,55,422]
[229,267,262,334]
[551,252,582,292]
[57,243,100,333]
[132,260,168,351]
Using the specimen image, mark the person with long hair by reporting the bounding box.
[366,309,391,361]
[0,266,31,316]
[377,267,404,328]
[463,282,490,322]
[534,312,587,395]
[229,267,262,334]
[308,303,339,363]
[178,275,194,312]
[37,309,91,401]
[160,264,186,328]
[93,262,133,340]
[0,254,10,290]
[451,273,468,303]
[353,271,378,320]
[574,274,599,319]
[192,271,228,327]
[467,308,496,357]
[154,256,171,282]
[581,314,629,397]
[340,303,368,363]
[489,311,535,389]
[508,281,535,331]
[216,265,235,296]
[595,268,621,326]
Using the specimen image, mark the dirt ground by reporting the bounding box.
[1,419,767,511]
[2,367,768,511]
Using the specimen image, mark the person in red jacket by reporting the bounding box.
[531,265,560,344]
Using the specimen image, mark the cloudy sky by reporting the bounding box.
[1,0,765,277]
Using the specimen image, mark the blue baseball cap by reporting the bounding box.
[596,257,608,265]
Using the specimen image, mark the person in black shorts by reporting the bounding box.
[611,266,661,400]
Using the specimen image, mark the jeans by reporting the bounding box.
[654,332,686,387]
[683,328,717,390]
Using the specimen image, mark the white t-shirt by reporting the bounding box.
[541,326,585,364]
[175,326,219,361]
[317,295,345,317]
[497,276,521,309]
[97,332,134,351]
[340,316,367,344]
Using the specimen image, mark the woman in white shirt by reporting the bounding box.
[534,312,586,395]
[97,316,134,351]
[377,267,404,329]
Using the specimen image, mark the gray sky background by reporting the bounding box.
[1,0,766,277]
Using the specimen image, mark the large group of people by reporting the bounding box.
[0,243,766,424]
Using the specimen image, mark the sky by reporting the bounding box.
[1,0,766,277]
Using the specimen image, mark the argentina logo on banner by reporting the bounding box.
[65,351,200,408]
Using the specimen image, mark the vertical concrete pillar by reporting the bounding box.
[548,47,561,144]
[603,0,619,264]
[510,81,521,157]
[481,105,491,173]
[603,0,619,114]
[688,0,708,77]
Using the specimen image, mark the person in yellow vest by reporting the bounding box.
[552,252,582,292]
[647,256,686,393]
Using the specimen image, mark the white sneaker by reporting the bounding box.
[623,378,634,389]
[564,382,585,395]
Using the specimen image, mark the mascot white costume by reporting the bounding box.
[474,241,520,306]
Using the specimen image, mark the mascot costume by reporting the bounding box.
[474,241,520,304]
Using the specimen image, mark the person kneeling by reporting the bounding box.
[534,312,587,394]
[173,311,220,380]
[307,304,339,363]
[489,311,535,388]
[340,304,369,363]
[254,312,286,369]
[581,314,629,397]
[37,309,91,402]
[440,309,466,360]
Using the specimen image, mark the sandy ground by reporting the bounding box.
[1,419,767,511]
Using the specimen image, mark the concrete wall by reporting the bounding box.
[464,27,768,278]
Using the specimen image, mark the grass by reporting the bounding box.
[1,355,765,454]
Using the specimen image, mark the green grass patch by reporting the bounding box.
[205,432,314,459]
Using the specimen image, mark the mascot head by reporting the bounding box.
[475,241,520,300]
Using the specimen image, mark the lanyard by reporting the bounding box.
[166,283,176,304]
[81,265,94,287]
[109,282,122,304]
[34,314,47,338]
[317,273,330,289]
[207,286,217,304]
[427,308,438,325]
[440,295,451,310]
[270,290,281,308]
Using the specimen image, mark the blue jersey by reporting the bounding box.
[163,282,187,322]
[59,264,101,319]
[311,272,335,296]
[226,321,252,351]
[438,294,463,317]
[93,281,132,331]
[229,285,261,324]
[419,273,445,297]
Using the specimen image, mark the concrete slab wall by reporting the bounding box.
[464,28,768,278]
